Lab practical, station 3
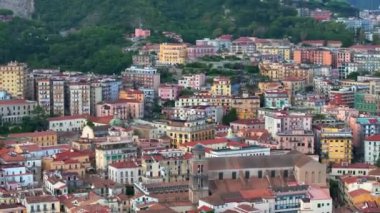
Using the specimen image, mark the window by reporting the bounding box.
[245,171,250,179]
[232,172,237,179]
[218,172,223,180]
[258,170,263,178]
[318,203,321,208]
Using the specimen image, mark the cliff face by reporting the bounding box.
[0,0,34,19]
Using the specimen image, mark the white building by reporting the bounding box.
[0,164,34,190]
[330,163,376,178]
[67,83,91,115]
[0,99,37,124]
[299,186,333,213]
[364,135,380,165]
[43,173,68,196]
[206,145,270,158]
[178,74,206,90]
[48,115,88,132]
[173,105,224,123]
[108,161,141,184]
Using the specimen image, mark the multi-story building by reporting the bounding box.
[259,62,314,85]
[122,66,160,91]
[95,140,138,171]
[329,88,355,107]
[349,116,380,148]
[230,37,255,56]
[264,90,290,109]
[173,105,224,123]
[259,45,292,61]
[134,28,150,38]
[47,115,88,132]
[178,74,206,90]
[293,48,333,66]
[96,99,144,119]
[108,161,141,185]
[119,89,144,102]
[50,79,65,116]
[36,79,51,115]
[364,135,380,165]
[175,95,232,109]
[0,61,27,99]
[187,45,216,60]
[320,127,353,164]
[22,196,59,213]
[100,79,122,102]
[210,77,231,96]
[282,77,306,103]
[352,52,380,73]
[230,95,260,119]
[0,164,34,190]
[158,43,187,64]
[354,93,380,115]
[158,84,182,101]
[141,149,192,183]
[90,82,103,116]
[264,111,312,138]
[277,130,315,154]
[8,131,58,147]
[332,49,352,68]
[66,83,91,115]
[132,54,155,67]
[166,118,215,147]
[0,99,37,124]
[330,163,377,178]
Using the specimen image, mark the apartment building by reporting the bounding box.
[158,43,187,64]
[96,99,144,120]
[293,48,333,66]
[122,66,160,91]
[0,99,37,124]
[66,83,91,115]
[320,127,353,164]
[178,74,206,90]
[210,77,231,96]
[8,131,57,147]
[0,61,28,99]
[364,135,380,165]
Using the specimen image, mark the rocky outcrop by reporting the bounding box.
[0,0,34,19]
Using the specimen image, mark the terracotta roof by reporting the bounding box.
[365,134,380,141]
[332,163,373,169]
[185,138,230,147]
[55,150,92,161]
[8,130,56,138]
[88,116,113,124]
[240,188,273,199]
[231,119,264,125]
[109,161,140,169]
[341,176,358,184]
[25,195,58,203]
[349,189,370,198]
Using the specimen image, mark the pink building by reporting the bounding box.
[231,37,256,56]
[134,28,151,38]
[277,130,315,154]
[158,84,182,101]
[96,99,144,119]
[178,74,206,90]
[230,119,265,132]
[310,9,332,22]
[349,116,380,148]
[332,49,351,68]
[187,45,216,60]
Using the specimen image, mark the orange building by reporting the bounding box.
[119,89,144,102]
[7,131,58,147]
[293,48,332,66]
[42,150,93,177]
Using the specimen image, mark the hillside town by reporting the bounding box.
[2,5,380,213]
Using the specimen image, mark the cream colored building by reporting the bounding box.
[159,43,187,64]
[210,76,231,96]
[0,61,28,99]
[0,99,37,124]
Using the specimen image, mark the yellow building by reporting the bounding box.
[159,43,187,64]
[0,61,27,99]
[210,76,231,96]
[259,46,292,61]
[8,131,58,147]
[166,119,215,147]
[320,127,352,164]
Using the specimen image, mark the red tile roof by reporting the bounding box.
[332,163,374,169]
[88,116,113,124]
[365,134,380,141]
[185,138,230,147]
[231,119,264,125]
[109,161,140,169]
[25,195,58,203]
[54,150,92,161]
[349,189,370,198]
[8,130,56,138]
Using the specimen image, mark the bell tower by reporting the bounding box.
[189,144,209,204]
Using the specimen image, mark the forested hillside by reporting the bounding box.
[0,0,357,73]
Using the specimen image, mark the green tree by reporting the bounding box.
[222,108,238,125]
[179,88,194,97]
[346,72,359,80]
[86,120,95,128]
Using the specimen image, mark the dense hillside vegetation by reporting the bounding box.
[0,0,356,74]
